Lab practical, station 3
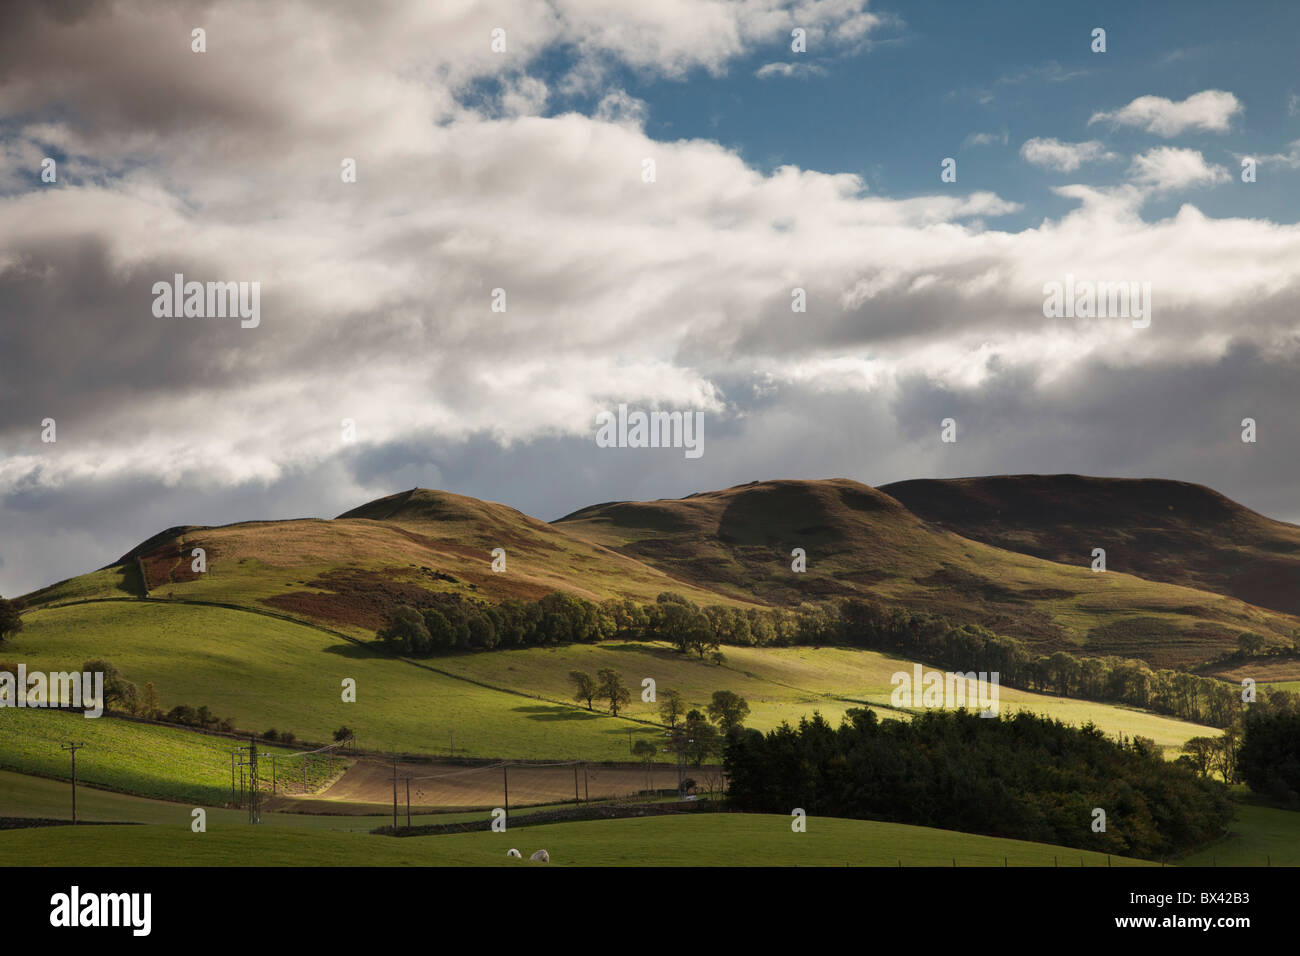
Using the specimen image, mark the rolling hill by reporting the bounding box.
[881,475,1300,618]
[18,476,1299,667]
[0,596,1220,819]
[22,488,750,638]
[555,478,1298,666]
[8,475,1279,844]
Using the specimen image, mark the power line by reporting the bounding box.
[402,761,508,782]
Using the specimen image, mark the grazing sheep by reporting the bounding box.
[506,848,522,858]
[529,849,550,863]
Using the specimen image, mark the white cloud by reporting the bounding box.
[1089,90,1242,137]
[1271,145,1300,170]
[500,76,549,118]
[8,104,1295,502]
[955,62,1087,107]
[1127,147,1231,191]
[593,90,647,125]
[5,2,1300,600]
[755,61,826,79]
[997,62,1088,87]
[962,130,1009,149]
[1020,138,1119,172]
[551,0,885,77]
[1245,140,1300,171]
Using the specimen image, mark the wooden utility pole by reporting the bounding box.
[61,742,86,824]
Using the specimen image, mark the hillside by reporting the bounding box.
[881,475,1300,618]
[21,488,747,637]
[6,601,664,761]
[1,600,1218,808]
[555,478,1298,666]
[19,478,1300,667]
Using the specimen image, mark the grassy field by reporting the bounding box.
[9,600,1218,770]
[23,566,144,606]
[1261,681,1300,694]
[1179,801,1300,867]
[0,812,1157,867]
[8,600,661,760]
[0,709,316,804]
[721,645,1222,751]
[0,769,572,831]
[437,642,1221,752]
[6,765,1291,867]
[433,640,892,734]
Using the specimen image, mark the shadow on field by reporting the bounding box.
[321,642,386,659]
[601,642,678,659]
[601,727,663,739]
[512,705,599,721]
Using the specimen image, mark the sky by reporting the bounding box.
[2,0,1299,597]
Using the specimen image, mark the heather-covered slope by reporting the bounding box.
[882,475,1300,617]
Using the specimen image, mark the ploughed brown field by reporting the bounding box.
[269,757,722,813]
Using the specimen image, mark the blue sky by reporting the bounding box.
[543,0,1300,228]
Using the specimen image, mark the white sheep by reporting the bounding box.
[506,848,522,858]
[529,849,550,863]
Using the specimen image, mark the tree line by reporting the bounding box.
[376,590,1293,730]
[1191,692,1300,807]
[375,591,729,658]
[723,708,1234,860]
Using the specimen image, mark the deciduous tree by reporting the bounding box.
[707,690,750,733]
[570,670,597,710]
[597,668,631,716]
